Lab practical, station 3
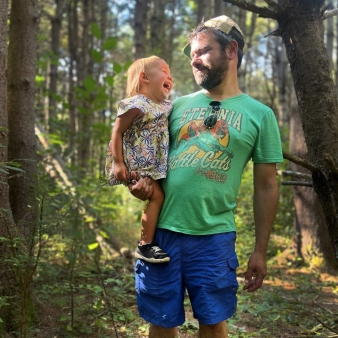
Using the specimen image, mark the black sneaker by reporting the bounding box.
[134,242,170,263]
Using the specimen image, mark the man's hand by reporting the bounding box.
[243,251,267,292]
[127,171,153,201]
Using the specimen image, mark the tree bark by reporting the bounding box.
[78,0,91,173]
[8,0,38,237]
[133,0,148,59]
[197,0,209,23]
[274,41,290,128]
[0,3,18,332]
[224,0,338,265]
[335,10,338,93]
[149,0,166,57]
[48,0,64,133]
[325,2,334,73]
[2,0,38,334]
[277,0,338,263]
[67,0,79,167]
[240,8,257,92]
[290,100,338,271]
[212,0,224,16]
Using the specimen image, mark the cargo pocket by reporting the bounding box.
[134,260,144,293]
[227,256,239,293]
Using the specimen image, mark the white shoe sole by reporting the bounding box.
[134,251,170,263]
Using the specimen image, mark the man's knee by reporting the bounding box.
[199,321,228,337]
[149,324,179,338]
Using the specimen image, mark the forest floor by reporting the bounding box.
[112,257,338,338]
[31,253,338,338]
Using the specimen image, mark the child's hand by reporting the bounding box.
[114,162,129,182]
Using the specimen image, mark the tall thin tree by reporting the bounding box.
[8,0,39,230]
[1,0,39,334]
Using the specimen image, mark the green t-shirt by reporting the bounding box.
[158,91,283,235]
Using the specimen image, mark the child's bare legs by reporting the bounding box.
[140,179,164,244]
[134,179,170,263]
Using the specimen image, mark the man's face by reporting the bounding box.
[190,32,229,90]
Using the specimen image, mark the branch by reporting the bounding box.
[277,170,312,180]
[313,315,338,334]
[324,154,338,175]
[222,0,278,19]
[282,151,317,172]
[281,181,313,187]
[264,0,283,12]
[323,8,338,19]
[313,295,334,314]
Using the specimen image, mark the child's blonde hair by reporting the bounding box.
[126,55,162,97]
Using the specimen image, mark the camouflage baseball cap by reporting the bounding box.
[183,15,245,59]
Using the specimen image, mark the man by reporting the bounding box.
[129,15,283,338]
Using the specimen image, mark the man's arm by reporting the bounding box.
[243,163,279,292]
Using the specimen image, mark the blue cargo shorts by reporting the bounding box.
[134,228,239,328]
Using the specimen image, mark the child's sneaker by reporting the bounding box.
[134,241,170,263]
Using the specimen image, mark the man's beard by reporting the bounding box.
[193,53,229,90]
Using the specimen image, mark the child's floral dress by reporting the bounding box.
[105,94,172,185]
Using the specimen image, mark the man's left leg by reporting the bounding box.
[199,321,228,338]
[183,233,238,336]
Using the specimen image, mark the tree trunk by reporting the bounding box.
[0,1,15,334]
[67,0,79,167]
[335,10,338,93]
[133,0,148,59]
[48,0,64,133]
[290,101,338,271]
[78,0,91,173]
[212,0,224,16]
[240,8,257,92]
[2,0,38,334]
[274,42,290,128]
[197,0,209,23]
[149,0,166,57]
[8,0,38,238]
[325,2,334,73]
[277,0,338,263]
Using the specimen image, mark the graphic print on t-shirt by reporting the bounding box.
[168,106,243,183]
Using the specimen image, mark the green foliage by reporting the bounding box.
[0,219,39,335]
[0,160,25,179]
[27,2,332,337]
[30,163,145,335]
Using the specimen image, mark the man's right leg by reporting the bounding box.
[149,324,179,338]
[135,230,185,331]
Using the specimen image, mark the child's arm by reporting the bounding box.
[111,108,142,182]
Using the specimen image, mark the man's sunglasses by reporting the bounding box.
[204,101,222,129]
